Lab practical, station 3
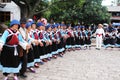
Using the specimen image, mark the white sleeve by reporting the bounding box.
[19,41,28,50]
[27,34,35,44]
[95,29,98,34]
[102,29,105,36]
[0,42,4,50]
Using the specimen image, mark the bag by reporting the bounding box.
[18,45,23,57]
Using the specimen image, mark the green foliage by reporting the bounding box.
[13,0,111,25]
[47,0,111,25]
[13,0,49,18]
[81,0,111,25]
[49,0,85,23]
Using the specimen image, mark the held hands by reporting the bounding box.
[39,41,43,47]
[0,45,2,52]
[57,40,60,44]
[33,40,39,45]
[67,35,70,38]
[26,44,31,50]
[49,41,52,45]
[45,41,49,46]
[92,33,96,37]
[63,35,68,39]
[53,39,57,42]
[0,43,3,52]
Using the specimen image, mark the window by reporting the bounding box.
[0,11,10,22]
[0,0,11,3]
[112,12,120,17]
[116,12,120,16]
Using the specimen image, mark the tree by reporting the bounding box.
[12,0,111,25]
[13,0,50,18]
[81,0,111,25]
[49,0,85,23]
[48,0,110,25]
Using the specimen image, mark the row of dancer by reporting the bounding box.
[103,26,120,49]
[65,25,92,50]
[0,18,94,80]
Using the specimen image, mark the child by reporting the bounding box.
[95,24,105,50]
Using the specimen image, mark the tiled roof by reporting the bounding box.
[107,6,120,12]
[0,3,6,8]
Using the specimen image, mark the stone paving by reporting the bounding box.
[0,47,120,80]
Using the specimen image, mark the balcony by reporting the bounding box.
[110,16,120,20]
[0,0,11,3]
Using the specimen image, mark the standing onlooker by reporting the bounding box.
[19,18,28,78]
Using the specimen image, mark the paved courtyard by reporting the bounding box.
[0,47,120,80]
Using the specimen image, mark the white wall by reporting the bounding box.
[102,0,117,6]
[0,1,21,21]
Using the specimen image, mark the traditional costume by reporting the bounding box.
[0,20,28,80]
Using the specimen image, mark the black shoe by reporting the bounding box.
[20,74,27,78]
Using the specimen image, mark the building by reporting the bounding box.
[0,0,21,22]
[102,0,117,6]
[107,6,120,23]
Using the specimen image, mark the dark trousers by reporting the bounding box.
[20,50,27,75]
[3,73,19,76]
[3,73,9,76]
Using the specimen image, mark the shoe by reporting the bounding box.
[20,74,27,78]
[39,61,44,65]
[88,46,91,50]
[28,67,36,73]
[61,52,64,55]
[105,48,107,50]
[42,59,48,62]
[59,53,63,57]
[96,48,98,50]
[34,63,39,68]
[52,55,57,59]
[97,48,100,50]
[76,48,81,50]
[84,47,87,50]
[47,57,51,61]
[4,77,8,80]
[60,54,63,57]
[68,49,71,52]
[14,76,19,80]
[63,50,66,54]
[72,48,75,51]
